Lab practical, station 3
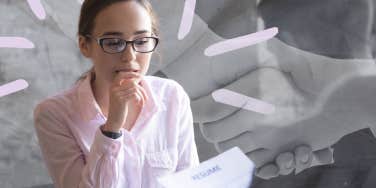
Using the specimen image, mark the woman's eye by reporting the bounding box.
[134,39,149,46]
[104,39,123,47]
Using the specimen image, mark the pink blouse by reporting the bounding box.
[33,73,199,188]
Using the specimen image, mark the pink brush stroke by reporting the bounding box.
[178,0,196,40]
[0,79,29,98]
[0,37,35,48]
[212,89,275,115]
[26,0,46,20]
[204,27,279,56]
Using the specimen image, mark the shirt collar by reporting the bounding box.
[76,72,162,123]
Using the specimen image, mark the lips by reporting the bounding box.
[114,68,139,73]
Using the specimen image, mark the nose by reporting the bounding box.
[120,43,136,62]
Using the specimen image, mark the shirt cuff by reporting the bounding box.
[91,127,124,157]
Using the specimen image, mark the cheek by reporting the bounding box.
[137,54,151,72]
[93,52,117,67]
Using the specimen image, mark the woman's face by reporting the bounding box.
[82,1,154,84]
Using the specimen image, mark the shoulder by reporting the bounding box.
[145,76,190,103]
[34,84,79,122]
[144,76,188,98]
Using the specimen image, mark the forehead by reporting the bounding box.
[93,1,152,37]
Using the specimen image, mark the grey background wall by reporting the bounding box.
[0,0,375,187]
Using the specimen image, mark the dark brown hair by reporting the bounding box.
[77,0,160,81]
[78,0,159,37]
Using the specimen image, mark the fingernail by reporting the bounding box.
[276,153,294,169]
[295,146,312,164]
[257,165,278,179]
[285,159,294,169]
[300,153,310,163]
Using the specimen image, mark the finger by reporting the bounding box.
[120,92,140,102]
[118,89,144,106]
[114,85,146,106]
[116,76,135,87]
[117,72,143,85]
[119,79,140,88]
[255,163,279,180]
[115,86,138,97]
[137,84,149,102]
[201,108,266,143]
[120,77,142,87]
[110,81,137,92]
[294,145,313,174]
[191,94,238,123]
[116,70,142,78]
[112,82,146,95]
[312,147,334,165]
[135,88,145,106]
[113,81,138,92]
[215,131,260,152]
[113,72,142,86]
[134,92,143,105]
[117,80,146,94]
[275,152,295,175]
[246,148,273,168]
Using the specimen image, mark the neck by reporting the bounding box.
[91,74,110,117]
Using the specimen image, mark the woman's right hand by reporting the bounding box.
[102,72,148,132]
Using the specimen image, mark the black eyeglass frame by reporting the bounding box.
[85,35,159,54]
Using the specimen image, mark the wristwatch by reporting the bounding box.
[100,126,122,139]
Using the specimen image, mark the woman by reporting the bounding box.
[33,0,199,187]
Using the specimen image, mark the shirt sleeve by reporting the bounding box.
[175,88,200,171]
[33,100,126,188]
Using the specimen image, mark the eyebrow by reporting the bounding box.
[101,30,151,37]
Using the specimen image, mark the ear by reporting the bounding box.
[79,36,91,58]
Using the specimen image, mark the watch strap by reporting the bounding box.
[100,127,122,139]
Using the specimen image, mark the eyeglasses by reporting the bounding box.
[86,35,159,54]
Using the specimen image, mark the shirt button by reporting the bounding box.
[125,138,134,145]
[110,144,120,156]
[111,143,118,150]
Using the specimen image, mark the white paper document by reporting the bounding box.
[158,147,255,188]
